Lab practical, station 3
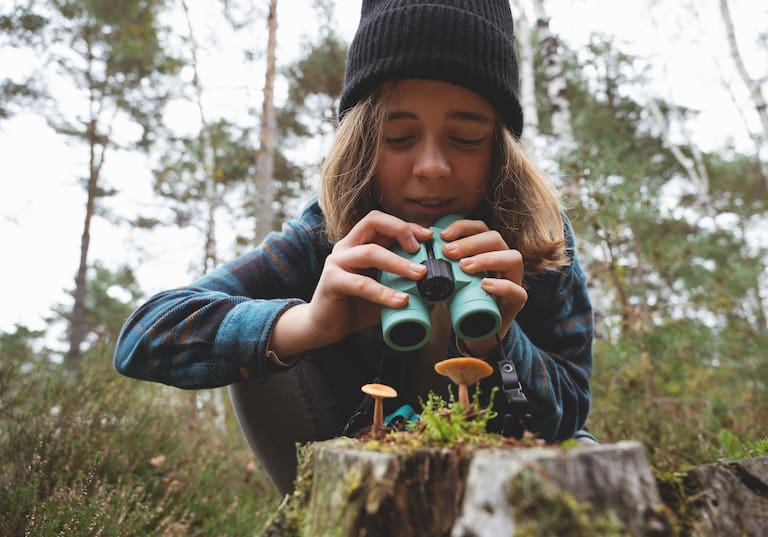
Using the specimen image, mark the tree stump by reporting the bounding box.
[260,439,674,536]
[676,456,768,537]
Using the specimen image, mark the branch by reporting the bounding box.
[720,0,768,139]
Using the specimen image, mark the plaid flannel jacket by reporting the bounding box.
[114,197,594,441]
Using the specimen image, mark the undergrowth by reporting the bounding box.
[0,341,279,536]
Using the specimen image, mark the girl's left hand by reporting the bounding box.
[439,218,527,357]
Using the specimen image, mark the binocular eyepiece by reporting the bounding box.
[378,214,502,351]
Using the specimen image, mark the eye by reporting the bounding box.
[384,135,414,146]
[452,136,483,145]
[451,136,485,147]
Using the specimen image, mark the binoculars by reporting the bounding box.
[378,214,501,351]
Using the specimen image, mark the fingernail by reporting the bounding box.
[460,257,475,270]
[410,262,425,273]
[444,243,458,254]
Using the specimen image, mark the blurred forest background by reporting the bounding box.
[1,0,767,534]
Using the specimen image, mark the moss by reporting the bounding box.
[506,471,629,537]
[259,444,316,537]
[653,469,700,537]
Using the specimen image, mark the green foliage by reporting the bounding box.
[415,388,498,447]
[0,5,47,118]
[0,4,48,47]
[541,34,768,476]
[716,429,768,461]
[21,0,185,149]
[280,30,347,139]
[0,79,42,119]
[0,335,279,536]
[589,328,767,473]
[154,120,256,202]
[279,0,347,141]
[54,262,143,340]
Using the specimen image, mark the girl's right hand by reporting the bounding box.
[271,210,433,356]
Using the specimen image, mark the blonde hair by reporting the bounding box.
[320,90,569,275]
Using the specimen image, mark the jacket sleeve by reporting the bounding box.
[113,200,330,389]
[498,217,594,441]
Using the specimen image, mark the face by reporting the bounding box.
[373,79,496,227]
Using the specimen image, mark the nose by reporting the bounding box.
[412,138,450,180]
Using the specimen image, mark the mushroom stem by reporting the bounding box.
[457,383,470,409]
[372,397,384,433]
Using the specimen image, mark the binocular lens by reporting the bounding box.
[388,321,428,349]
[459,312,497,339]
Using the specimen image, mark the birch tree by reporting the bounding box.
[719,0,768,186]
[252,0,278,243]
[642,1,707,208]
[532,0,575,152]
[509,0,538,146]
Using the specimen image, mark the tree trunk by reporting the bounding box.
[533,0,574,154]
[253,0,278,244]
[647,97,712,212]
[510,0,538,147]
[67,38,105,367]
[66,132,98,367]
[720,0,768,186]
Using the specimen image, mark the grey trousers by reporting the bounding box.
[228,348,376,496]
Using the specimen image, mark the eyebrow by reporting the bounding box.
[386,110,493,124]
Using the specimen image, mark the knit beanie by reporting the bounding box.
[339,0,524,138]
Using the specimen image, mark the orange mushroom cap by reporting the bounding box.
[434,357,493,386]
[361,383,398,399]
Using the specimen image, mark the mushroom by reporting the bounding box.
[434,357,493,409]
[361,383,398,434]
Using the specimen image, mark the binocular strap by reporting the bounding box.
[497,353,531,438]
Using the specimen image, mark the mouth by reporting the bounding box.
[408,198,454,210]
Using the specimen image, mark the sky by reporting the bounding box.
[0,0,766,338]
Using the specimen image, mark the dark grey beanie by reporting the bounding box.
[339,0,523,138]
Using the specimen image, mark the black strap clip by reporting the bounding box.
[498,358,531,438]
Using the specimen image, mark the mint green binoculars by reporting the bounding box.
[378,214,502,351]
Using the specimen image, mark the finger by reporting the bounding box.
[332,243,427,280]
[481,277,528,316]
[439,218,489,241]
[459,249,524,285]
[342,210,433,253]
[442,229,507,260]
[323,266,412,308]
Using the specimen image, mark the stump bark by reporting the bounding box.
[261,439,674,536]
[680,456,768,537]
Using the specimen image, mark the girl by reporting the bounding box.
[115,0,594,496]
